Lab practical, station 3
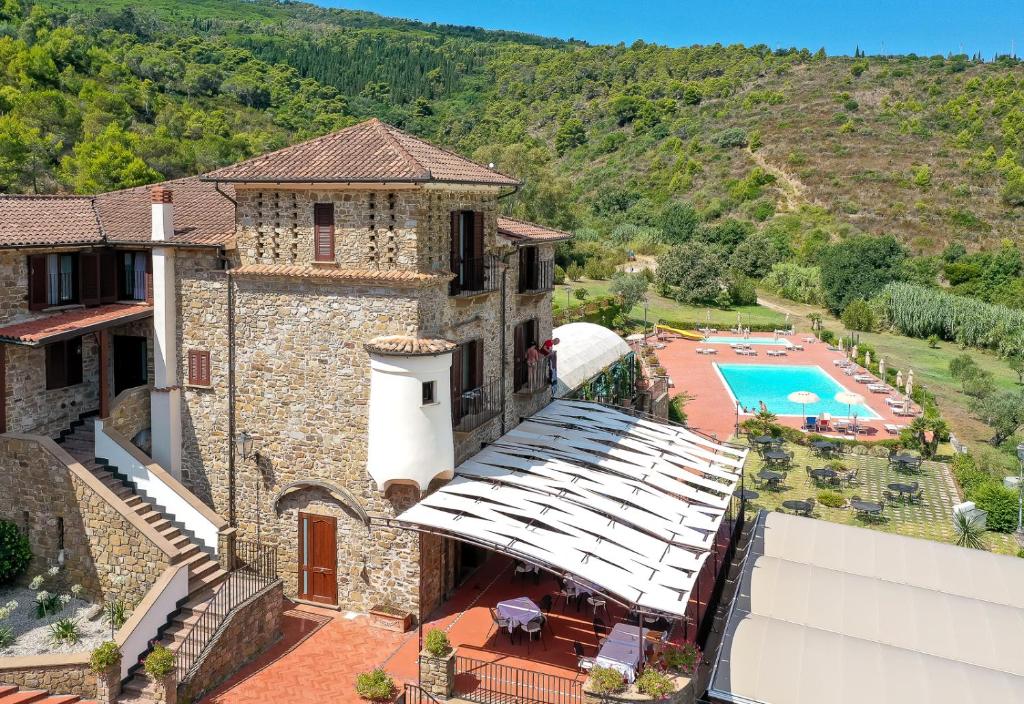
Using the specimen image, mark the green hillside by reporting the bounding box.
[1,0,1022,309]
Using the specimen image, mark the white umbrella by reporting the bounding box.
[879,358,886,379]
[908,368,914,385]
[905,378,913,397]
[838,338,844,352]
[896,370,903,388]
[864,351,871,368]
[852,345,858,360]
[788,390,820,421]
[835,391,865,420]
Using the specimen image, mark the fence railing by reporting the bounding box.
[453,656,583,704]
[519,258,555,294]
[401,683,444,704]
[175,540,278,681]
[452,378,501,433]
[515,359,550,394]
[451,255,499,296]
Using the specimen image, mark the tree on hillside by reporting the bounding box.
[58,123,159,193]
[970,390,1024,446]
[731,229,789,278]
[610,272,648,313]
[655,243,725,305]
[657,202,699,244]
[819,235,906,314]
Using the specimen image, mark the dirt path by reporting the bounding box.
[749,148,809,212]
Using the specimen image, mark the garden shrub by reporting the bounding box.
[636,668,674,698]
[841,298,875,331]
[588,666,626,694]
[423,628,451,657]
[90,641,121,673]
[951,454,991,496]
[661,643,700,674]
[144,645,175,679]
[817,490,845,508]
[0,520,32,585]
[356,668,396,701]
[971,483,1018,533]
[553,265,565,285]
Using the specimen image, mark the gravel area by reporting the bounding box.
[0,586,108,656]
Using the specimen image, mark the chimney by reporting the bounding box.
[150,186,182,477]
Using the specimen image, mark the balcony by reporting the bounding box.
[452,378,501,433]
[450,255,499,297]
[514,359,550,395]
[518,258,554,294]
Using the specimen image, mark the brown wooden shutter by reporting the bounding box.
[144,252,153,303]
[450,344,463,421]
[46,343,66,390]
[473,338,484,389]
[99,251,117,303]
[313,203,335,262]
[449,211,461,295]
[80,253,100,306]
[471,211,485,290]
[67,338,83,386]
[28,255,47,310]
[188,349,210,386]
[513,322,527,391]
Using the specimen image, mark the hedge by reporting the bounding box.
[658,319,784,333]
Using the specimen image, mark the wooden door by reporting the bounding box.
[298,512,337,605]
[113,335,148,396]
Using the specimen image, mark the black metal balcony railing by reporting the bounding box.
[452,378,501,433]
[515,359,550,394]
[453,656,584,704]
[451,255,499,297]
[518,259,555,294]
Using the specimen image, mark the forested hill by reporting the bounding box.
[3,0,1024,263]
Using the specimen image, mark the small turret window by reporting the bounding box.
[422,381,437,405]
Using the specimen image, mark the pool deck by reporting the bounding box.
[652,333,915,440]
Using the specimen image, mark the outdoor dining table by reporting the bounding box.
[891,454,920,468]
[757,469,784,488]
[850,499,884,517]
[495,597,541,631]
[762,450,790,466]
[566,576,600,598]
[737,488,760,501]
[809,467,837,483]
[887,482,917,501]
[782,499,813,515]
[595,624,649,683]
[753,435,784,446]
[810,440,837,455]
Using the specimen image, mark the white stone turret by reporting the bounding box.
[365,336,456,492]
[150,185,182,477]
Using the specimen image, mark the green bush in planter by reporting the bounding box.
[90,641,121,673]
[661,643,700,675]
[0,520,32,585]
[817,490,845,508]
[144,644,175,680]
[424,628,451,657]
[972,483,1018,533]
[355,668,395,701]
[588,666,626,695]
[636,668,674,698]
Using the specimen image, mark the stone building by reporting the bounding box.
[0,118,569,623]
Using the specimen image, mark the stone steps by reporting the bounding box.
[0,686,96,704]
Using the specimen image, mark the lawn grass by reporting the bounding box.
[742,441,1019,555]
[554,279,786,329]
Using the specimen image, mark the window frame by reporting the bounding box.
[187,349,211,387]
[313,203,336,263]
[45,338,84,390]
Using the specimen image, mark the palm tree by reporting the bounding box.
[952,510,986,550]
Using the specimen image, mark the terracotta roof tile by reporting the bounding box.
[0,303,153,346]
[203,119,519,187]
[497,216,573,243]
[364,335,457,356]
[231,264,449,286]
[94,176,235,246]
[0,196,103,247]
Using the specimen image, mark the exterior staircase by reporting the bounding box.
[0,685,96,704]
[56,417,231,702]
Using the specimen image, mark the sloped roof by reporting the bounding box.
[364,335,457,356]
[230,264,448,287]
[0,303,153,346]
[94,176,235,246]
[497,216,573,243]
[202,119,519,186]
[0,196,103,247]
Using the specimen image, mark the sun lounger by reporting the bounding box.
[884,397,904,407]
[766,349,787,357]
[867,383,889,393]
[790,344,804,351]
[884,423,906,434]
[833,359,849,366]
[854,374,874,383]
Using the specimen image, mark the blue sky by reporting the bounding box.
[321,0,1022,58]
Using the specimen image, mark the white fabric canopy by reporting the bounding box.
[552,322,631,396]
[396,400,747,616]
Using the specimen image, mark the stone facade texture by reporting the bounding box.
[418,650,455,699]
[179,579,283,703]
[106,383,152,440]
[177,184,555,620]
[0,250,28,325]
[0,660,94,699]
[0,436,171,604]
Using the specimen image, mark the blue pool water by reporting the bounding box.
[705,336,790,346]
[715,363,880,419]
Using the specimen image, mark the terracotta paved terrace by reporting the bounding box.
[653,333,913,440]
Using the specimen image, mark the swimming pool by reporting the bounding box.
[714,363,880,419]
[704,336,791,346]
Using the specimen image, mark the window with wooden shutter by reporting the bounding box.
[313,203,335,262]
[27,254,47,310]
[80,253,100,306]
[99,250,118,303]
[188,349,211,386]
[45,338,83,390]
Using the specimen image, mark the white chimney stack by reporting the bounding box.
[150,186,182,477]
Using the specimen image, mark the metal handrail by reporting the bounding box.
[451,254,499,296]
[453,378,501,433]
[454,655,583,704]
[175,540,278,681]
[402,683,444,704]
[519,258,555,293]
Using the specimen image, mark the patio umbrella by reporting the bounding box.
[905,378,913,397]
[896,370,903,388]
[838,338,844,352]
[879,358,886,379]
[788,390,820,421]
[864,351,871,368]
[851,345,858,361]
[834,391,865,420]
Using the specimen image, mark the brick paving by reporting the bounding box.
[653,333,910,440]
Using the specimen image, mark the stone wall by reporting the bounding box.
[0,435,172,604]
[0,658,94,699]
[0,250,27,325]
[106,383,152,441]
[179,580,283,703]
[234,187,420,269]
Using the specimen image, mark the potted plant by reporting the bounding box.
[419,628,455,698]
[369,600,413,633]
[355,668,395,701]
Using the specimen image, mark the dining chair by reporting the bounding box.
[573,641,595,673]
[592,617,607,644]
[489,607,512,643]
[587,595,609,621]
[523,617,545,652]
